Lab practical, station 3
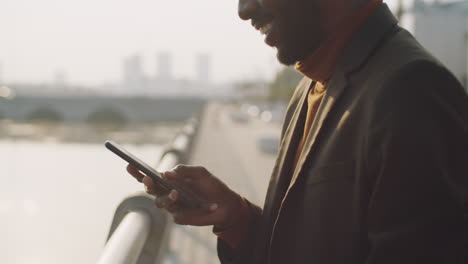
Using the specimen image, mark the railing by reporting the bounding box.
[97,118,200,264]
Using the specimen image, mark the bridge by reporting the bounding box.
[97,102,281,264]
[0,95,206,123]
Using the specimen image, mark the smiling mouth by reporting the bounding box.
[259,23,273,35]
[252,14,274,35]
[252,15,276,46]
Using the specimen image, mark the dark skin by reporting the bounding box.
[238,0,367,65]
[127,164,243,228]
[128,0,373,228]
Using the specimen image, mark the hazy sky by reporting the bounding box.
[1,0,405,86]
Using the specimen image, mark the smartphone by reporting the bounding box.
[105,140,200,208]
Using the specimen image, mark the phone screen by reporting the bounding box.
[105,140,200,208]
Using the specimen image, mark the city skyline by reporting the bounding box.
[119,52,216,96]
[0,0,436,87]
[0,50,222,87]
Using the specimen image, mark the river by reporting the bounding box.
[0,122,177,263]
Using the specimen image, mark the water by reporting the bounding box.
[0,140,163,264]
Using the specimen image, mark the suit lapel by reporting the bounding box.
[253,78,313,264]
[289,72,348,187]
[267,78,312,209]
[287,3,399,190]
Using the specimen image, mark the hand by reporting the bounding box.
[127,164,244,228]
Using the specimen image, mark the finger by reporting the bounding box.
[164,167,206,189]
[166,190,184,213]
[172,165,209,179]
[143,175,170,196]
[155,196,173,209]
[172,203,219,226]
[127,164,144,182]
[165,169,217,200]
[162,170,176,179]
[163,171,192,188]
[172,164,189,174]
[142,176,157,195]
[155,190,178,211]
[162,172,202,201]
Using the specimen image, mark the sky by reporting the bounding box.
[0,0,407,87]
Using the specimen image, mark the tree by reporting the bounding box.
[269,66,302,102]
[396,0,404,22]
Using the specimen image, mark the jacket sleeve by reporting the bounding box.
[365,60,468,263]
[217,201,263,264]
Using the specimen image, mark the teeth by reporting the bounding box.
[260,23,272,35]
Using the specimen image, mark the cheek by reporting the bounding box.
[259,0,283,12]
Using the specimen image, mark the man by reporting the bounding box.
[128,0,468,263]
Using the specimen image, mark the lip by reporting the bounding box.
[252,16,277,47]
[251,15,274,31]
[262,21,278,47]
[264,28,277,47]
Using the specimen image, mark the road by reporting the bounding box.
[164,102,282,264]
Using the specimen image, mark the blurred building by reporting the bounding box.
[156,52,173,80]
[196,54,212,84]
[0,62,3,85]
[402,0,468,88]
[54,70,68,89]
[115,52,234,98]
[123,54,147,92]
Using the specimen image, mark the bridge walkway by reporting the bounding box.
[163,102,281,263]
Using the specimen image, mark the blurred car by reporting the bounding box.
[229,111,250,123]
[257,135,280,155]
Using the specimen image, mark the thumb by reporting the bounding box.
[200,202,218,213]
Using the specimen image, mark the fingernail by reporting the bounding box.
[156,200,163,208]
[209,203,218,212]
[165,171,175,178]
[169,190,176,200]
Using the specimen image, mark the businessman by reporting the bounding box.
[128,0,468,263]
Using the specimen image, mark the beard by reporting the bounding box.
[276,34,320,66]
[273,2,323,65]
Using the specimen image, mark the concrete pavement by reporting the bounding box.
[163,102,281,264]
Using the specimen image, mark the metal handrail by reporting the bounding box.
[97,210,152,264]
[97,118,199,264]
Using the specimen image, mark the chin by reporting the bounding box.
[276,51,298,66]
[276,35,320,66]
[276,46,308,66]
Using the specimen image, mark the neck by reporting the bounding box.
[320,0,375,38]
[355,0,374,8]
[296,0,382,82]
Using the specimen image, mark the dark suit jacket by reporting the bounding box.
[219,4,468,264]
